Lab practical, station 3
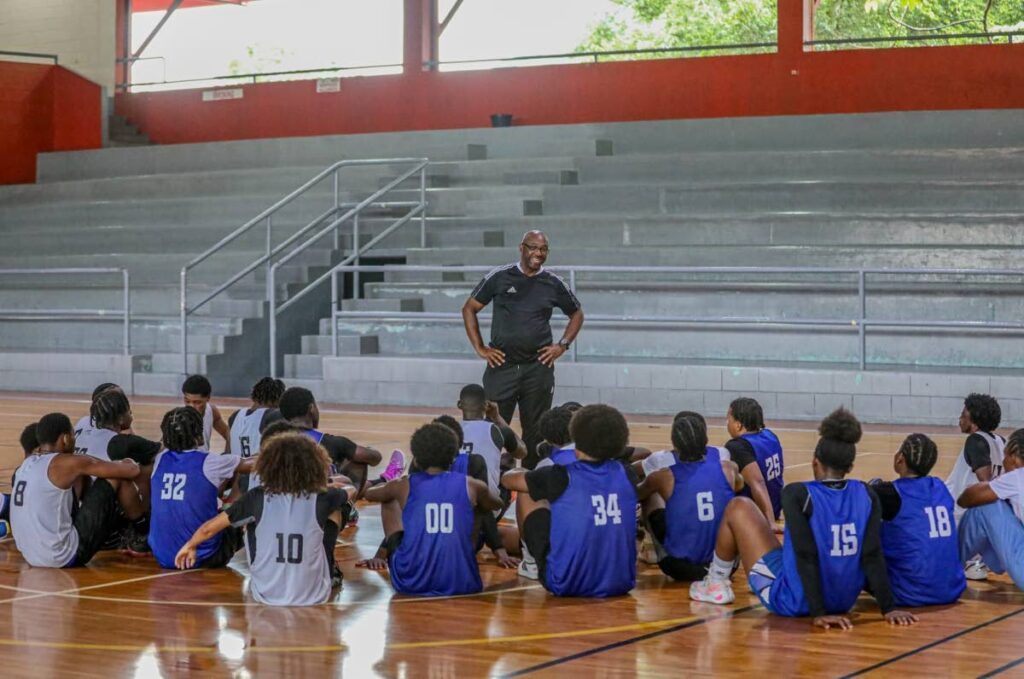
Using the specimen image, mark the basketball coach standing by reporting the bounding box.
[462,231,584,468]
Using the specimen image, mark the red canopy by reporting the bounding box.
[132,0,247,12]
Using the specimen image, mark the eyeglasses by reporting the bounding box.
[521,243,549,254]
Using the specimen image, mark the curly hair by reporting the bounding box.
[570,404,629,461]
[432,414,464,448]
[91,388,132,430]
[964,393,1001,432]
[538,407,573,447]
[729,397,765,432]
[160,407,205,451]
[279,387,316,421]
[20,422,38,455]
[411,422,459,471]
[814,407,862,474]
[257,433,330,496]
[898,433,939,477]
[251,377,286,407]
[37,413,73,446]
[672,412,709,462]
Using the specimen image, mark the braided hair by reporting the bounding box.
[898,433,938,477]
[671,412,709,462]
[728,397,764,432]
[814,407,862,474]
[251,377,286,407]
[161,407,205,452]
[1005,428,1024,462]
[91,388,132,431]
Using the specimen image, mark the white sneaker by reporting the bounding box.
[689,575,735,605]
[637,531,660,565]
[965,559,990,581]
[518,557,539,580]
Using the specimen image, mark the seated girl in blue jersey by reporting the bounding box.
[534,407,575,468]
[148,407,256,569]
[957,428,1024,591]
[502,404,638,598]
[690,408,918,630]
[723,397,783,526]
[637,412,745,582]
[364,422,503,597]
[176,432,355,605]
[869,433,966,606]
[356,415,519,572]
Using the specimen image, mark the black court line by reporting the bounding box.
[500,603,762,678]
[840,606,1024,678]
[978,654,1024,679]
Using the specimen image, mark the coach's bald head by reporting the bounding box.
[519,230,549,275]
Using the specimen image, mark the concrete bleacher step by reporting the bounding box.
[340,298,424,312]
[299,334,379,357]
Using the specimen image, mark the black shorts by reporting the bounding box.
[521,508,552,589]
[648,509,709,581]
[69,478,121,567]
[200,526,244,569]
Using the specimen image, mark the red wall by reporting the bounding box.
[115,40,1024,146]
[0,62,102,184]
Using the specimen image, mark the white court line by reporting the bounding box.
[786,451,888,470]
[0,568,192,605]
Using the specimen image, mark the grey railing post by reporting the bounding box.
[180,267,188,375]
[333,169,340,251]
[265,216,273,300]
[331,270,339,357]
[420,164,427,248]
[353,214,361,300]
[569,268,578,362]
[122,269,131,356]
[858,270,867,371]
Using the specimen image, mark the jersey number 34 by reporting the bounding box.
[591,494,623,526]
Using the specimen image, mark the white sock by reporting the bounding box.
[709,552,735,581]
[520,540,535,565]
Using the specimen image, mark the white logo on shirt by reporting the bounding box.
[507,286,517,294]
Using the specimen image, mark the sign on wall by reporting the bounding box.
[201,88,244,102]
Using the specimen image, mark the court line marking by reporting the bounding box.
[839,605,1024,677]
[0,569,191,605]
[500,602,763,677]
[978,654,1024,678]
[788,452,886,470]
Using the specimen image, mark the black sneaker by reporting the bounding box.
[330,564,344,589]
[121,527,152,558]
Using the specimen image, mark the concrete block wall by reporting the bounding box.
[0,352,132,395]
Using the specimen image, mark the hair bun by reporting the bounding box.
[818,407,862,445]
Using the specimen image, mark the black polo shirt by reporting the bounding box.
[472,263,581,364]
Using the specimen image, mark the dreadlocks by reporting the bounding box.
[671,412,709,462]
[251,377,286,407]
[898,433,939,477]
[161,407,205,452]
[90,388,132,431]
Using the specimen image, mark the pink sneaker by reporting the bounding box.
[382,449,406,482]
[689,576,735,605]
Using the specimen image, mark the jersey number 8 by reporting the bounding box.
[159,473,186,501]
[591,494,623,526]
[12,481,25,507]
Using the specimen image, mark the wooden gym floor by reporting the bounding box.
[0,392,1022,678]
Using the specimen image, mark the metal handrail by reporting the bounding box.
[806,30,1024,47]
[180,158,429,374]
[267,164,429,377]
[429,42,777,68]
[0,268,130,354]
[318,264,1024,371]
[0,50,59,64]
[123,62,403,91]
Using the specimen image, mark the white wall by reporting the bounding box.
[0,0,116,90]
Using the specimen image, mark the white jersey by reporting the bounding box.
[947,431,1005,520]
[74,428,117,461]
[460,419,503,494]
[231,407,269,489]
[74,415,94,438]
[235,492,330,606]
[10,453,79,568]
[198,404,214,452]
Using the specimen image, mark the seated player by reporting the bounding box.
[176,432,355,604]
[10,413,146,568]
[364,422,502,597]
[957,428,1024,590]
[690,408,918,630]
[637,412,744,582]
[278,387,382,499]
[74,382,126,438]
[534,407,575,468]
[502,404,638,598]
[0,423,39,538]
[149,407,255,569]
[227,377,286,491]
[634,411,717,479]
[870,433,965,606]
[181,374,230,452]
[457,385,526,505]
[724,397,783,524]
[539,401,651,465]
[946,393,1005,580]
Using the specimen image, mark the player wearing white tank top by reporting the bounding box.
[182,374,230,452]
[176,433,355,604]
[226,378,286,493]
[10,413,146,568]
[457,384,525,499]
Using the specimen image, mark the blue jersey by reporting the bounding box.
[451,453,469,475]
[149,450,239,569]
[550,445,576,466]
[547,460,637,597]
[740,429,784,519]
[771,480,872,617]
[663,447,734,564]
[390,471,482,597]
[880,476,965,606]
[303,429,325,445]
